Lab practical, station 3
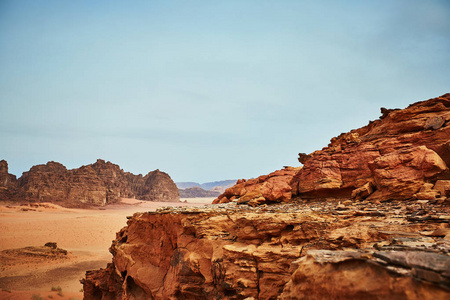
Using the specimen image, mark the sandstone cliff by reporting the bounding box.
[0,160,17,200]
[83,200,450,299]
[215,94,450,205]
[292,93,450,202]
[83,94,450,299]
[0,159,179,207]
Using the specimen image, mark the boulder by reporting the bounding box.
[212,167,301,205]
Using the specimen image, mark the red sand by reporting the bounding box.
[0,198,213,299]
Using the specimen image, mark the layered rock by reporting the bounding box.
[83,200,450,299]
[291,93,450,201]
[0,159,179,207]
[280,249,450,299]
[140,170,180,202]
[213,167,301,206]
[214,94,450,205]
[0,160,17,200]
[83,94,450,299]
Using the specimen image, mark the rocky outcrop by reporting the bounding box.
[140,169,180,202]
[83,200,450,299]
[0,159,179,207]
[214,94,450,205]
[291,93,450,201]
[213,167,301,206]
[83,94,450,299]
[0,160,17,200]
[281,249,450,299]
[179,186,221,198]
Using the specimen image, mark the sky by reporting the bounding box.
[1,0,449,183]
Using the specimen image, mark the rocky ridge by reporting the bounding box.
[83,199,450,299]
[179,186,221,198]
[83,94,450,299]
[215,94,450,205]
[0,159,179,207]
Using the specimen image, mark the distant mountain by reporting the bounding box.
[179,187,221,198]
[176,180,237,191]
[176,182,201,189]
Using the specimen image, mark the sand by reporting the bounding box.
[0,197,214,300]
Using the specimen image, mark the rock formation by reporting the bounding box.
[83,94,450,299]
[179,186,221,198]
[291,93,450,202]
[213,167,301,206]
[0,159,179,207]
[214,94,450,205]
[140,169,180,202]
[0,160,17,200]
[83,200,450,299]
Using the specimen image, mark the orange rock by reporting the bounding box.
[368,146,448,200]
[292,94,450,200]
[213,167,301,206]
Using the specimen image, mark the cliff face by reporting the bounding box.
[0,159,179,207]
[0,160,17,200]
[292,94,450,201]
[83,94,450,299]
[215,94,450,205]
[83,200,450,299]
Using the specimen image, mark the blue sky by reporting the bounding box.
[1,0,449,182]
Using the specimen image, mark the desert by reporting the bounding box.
[0,198,213,300]
[82,94,450,299]
[2,2,450,299]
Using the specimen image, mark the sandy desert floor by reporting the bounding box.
[0,197,214,300]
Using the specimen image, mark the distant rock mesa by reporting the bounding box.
[0,159,179,207]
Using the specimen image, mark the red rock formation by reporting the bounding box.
[291,93,450,201]
[0,159,179,207]
[213,167,301,206]
[83,200,450,299]
[83,94,450,299]
[140,169,180,202]
[280,250,450,299]
[0,160,17,200]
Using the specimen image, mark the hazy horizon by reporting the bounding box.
[1,0,449,182]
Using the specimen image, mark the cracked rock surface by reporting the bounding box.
[82,199,450,299]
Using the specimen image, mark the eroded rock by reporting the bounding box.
[0,159,179,207]
[83,200,450,299]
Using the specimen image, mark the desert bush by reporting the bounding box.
[50,286,62,292]
[31,294,43,300]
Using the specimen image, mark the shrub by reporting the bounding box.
[50,286,62,292]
